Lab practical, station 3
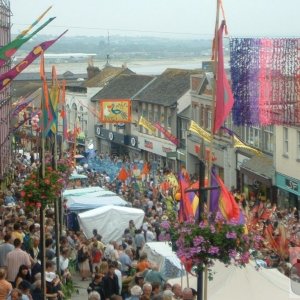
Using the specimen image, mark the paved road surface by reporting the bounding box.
[70,272,90,300]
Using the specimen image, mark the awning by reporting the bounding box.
[240,154,275,186]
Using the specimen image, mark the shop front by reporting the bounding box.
[138,134,176,169]
[239,154,276,203]
[276,173,300,210]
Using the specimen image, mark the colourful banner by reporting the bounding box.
[99,99,131,123]
[0,30,67,92]
[0,17,55,67]
[12,110,39,132]
[189,120,213,142]
[154,122,179,146]
[11,96,36,117]
[138,116,156,133]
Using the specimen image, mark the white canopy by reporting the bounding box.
[78,205,145,243]
[142,242,184,279]
[66,192,127,211]
[63,187,104,198]
[169,260,294,300]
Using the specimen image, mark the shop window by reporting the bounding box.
[207,110,212,131]
[283,127,289,156]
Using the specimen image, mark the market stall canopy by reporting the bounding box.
[66,193,127,211]
[169,260,292,300]
[69,173,88,180]
[78,205,144,243]
[142,242,184,279]
[62,186,104,198]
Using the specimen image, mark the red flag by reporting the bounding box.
[216,175,240,221]
[118,167,129,181]
[213,20,234,134]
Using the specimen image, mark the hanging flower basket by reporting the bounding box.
[21,166,65,208]
[160,214,262,280]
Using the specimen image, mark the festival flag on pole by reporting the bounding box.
[118,166,129,181]
[60,80,68,140]
[178,167,194,222]
[11,94,37,117]
[209,166,220,213]
[138,116,156,133]
[40,52,56,138]
[0,30,67,92]
[16,6,52,39]
[215,174,240,221]
[50,66,60,134]
[0,17,55,67]
[213,20,234,134]
[189,120,213,142]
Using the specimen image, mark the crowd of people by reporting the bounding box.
[0,151,298,299]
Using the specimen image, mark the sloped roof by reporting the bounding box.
[83,66,135,88]
[91,74,154,101]
[133,68,200,106]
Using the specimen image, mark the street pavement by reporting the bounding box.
[70,272,90,300]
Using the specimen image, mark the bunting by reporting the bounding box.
[154,122,179,146]
[138,116,156,133]
[189,120,213,142]
[11,93,39,117]
[0,16,55,67]
[230,37,300,126]
[0,30,67,92]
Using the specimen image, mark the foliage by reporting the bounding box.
[160,213,262,280]
[61,280,77,299]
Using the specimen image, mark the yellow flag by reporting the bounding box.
[138,116,156,133]
[189,120,213,142]
[233,136,262,156]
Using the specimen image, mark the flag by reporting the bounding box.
[60,80,68,140]
[154,122,179,146]
[50,66,60,134]
[0,17,55,67]
[178,168,194,222]
[118,167,129,181]
[209,167,220,213]
[213,20,234,134]
[189,120,213,142]
[0,30,67,92]
[16,6,52,39]
[221,126,262,155]
[40,52,56,138]
[215,174,240,221]
[138,116,156,133]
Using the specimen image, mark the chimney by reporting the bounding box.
[87,65,100,80]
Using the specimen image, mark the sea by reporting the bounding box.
[20,56,213,76]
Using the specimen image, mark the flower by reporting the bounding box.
[226,232,237,239]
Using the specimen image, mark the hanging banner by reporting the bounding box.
[138,116,156,133]
[230,37,300,126]
[99,99,131,123]
[189,120,213,142]
[154,122,179,146]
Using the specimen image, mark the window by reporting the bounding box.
[245,126,261,148]
[263,126,274,153]
[283,127,288,155]
[297,131,300,160]
[207,111,212,131]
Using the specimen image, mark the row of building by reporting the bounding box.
[11,57,300,210]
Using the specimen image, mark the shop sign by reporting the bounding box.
[144,140,153,149]
[285,179,298,191]
[130,137,136,147]
[108,132,114,141]
[162,146,172,153]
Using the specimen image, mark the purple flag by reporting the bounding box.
[0,30,67,92]
[210,166,219,213]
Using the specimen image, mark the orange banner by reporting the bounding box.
[99,99,131,123]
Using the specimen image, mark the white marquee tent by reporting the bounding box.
[169,260,296,300]
[62,187,104,198]
[78,205,145,243]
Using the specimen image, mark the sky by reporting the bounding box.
[10,0,300,39]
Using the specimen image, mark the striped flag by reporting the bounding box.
[60,80,68,140]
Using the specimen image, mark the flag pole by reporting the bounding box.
[204,1,221,300]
